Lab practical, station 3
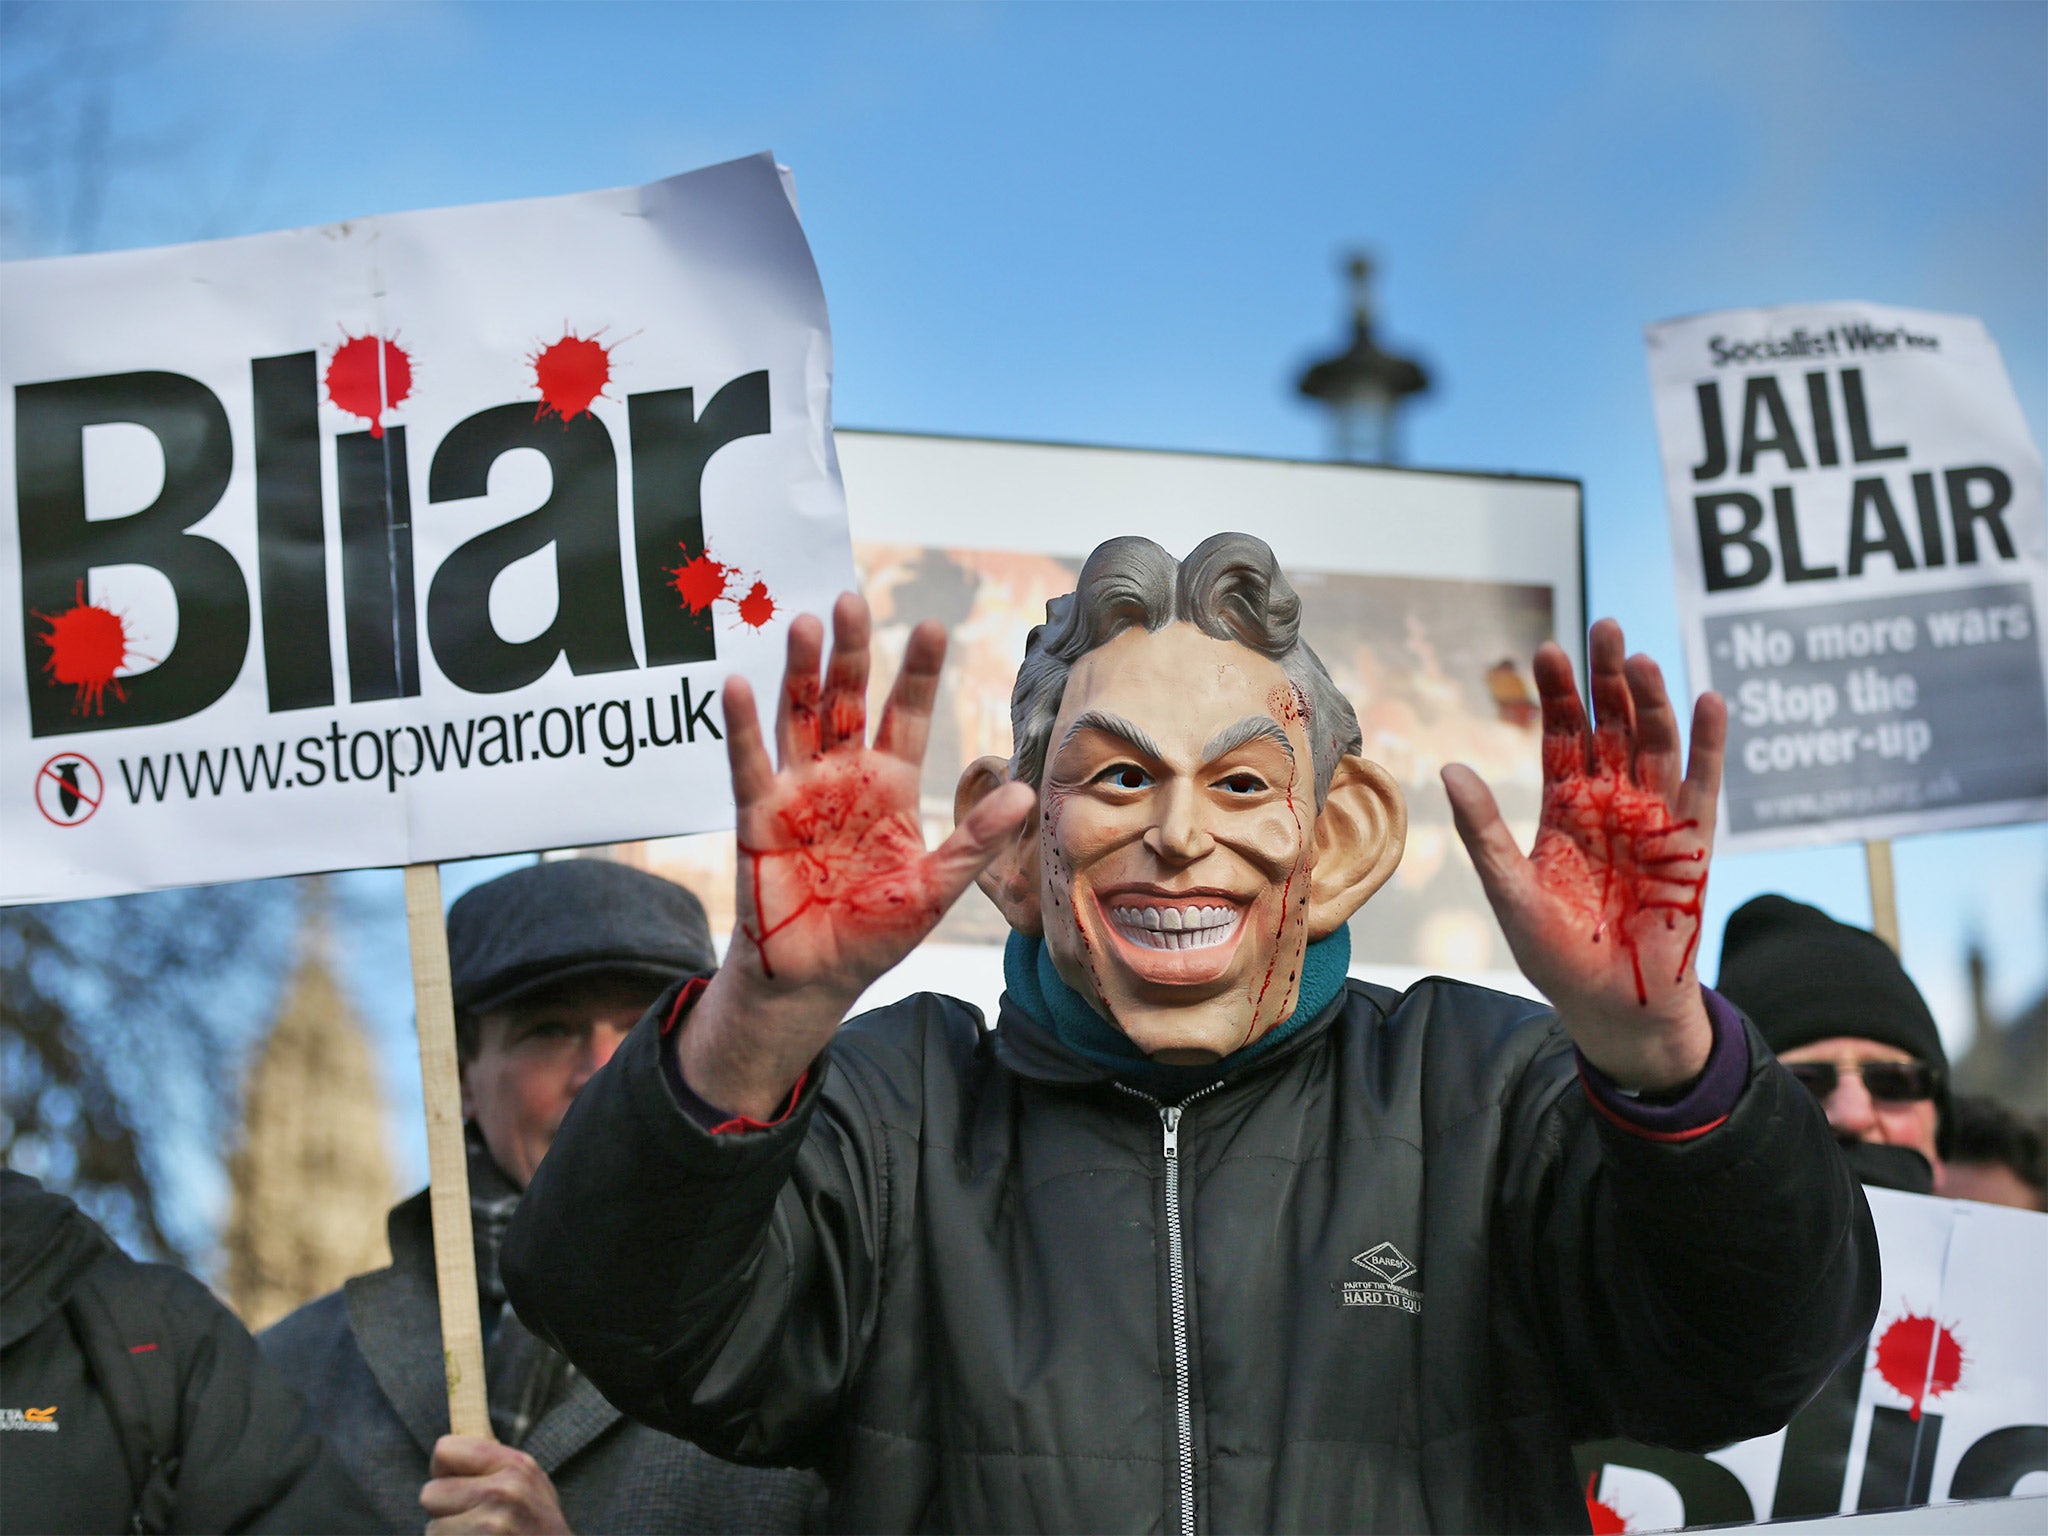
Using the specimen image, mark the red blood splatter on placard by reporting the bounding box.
[668,543,779,633]
[670,550,732,614]
[1585,1472,1629,1534]
[530,331,614,423]
[1873,1313,1965,1421]
[735,759,942,978]
[1531,724,1708,1006]
[33,581,142,715]
[736,580,777,629]
[325,335,413,439]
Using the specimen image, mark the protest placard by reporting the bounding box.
[1646,303,2048,854]
[2,153,855,905]
[2,154,854,1436]
[1579,1188,2048,1531]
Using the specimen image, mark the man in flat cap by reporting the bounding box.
[263,859,820,1534]
[1717,894,1950,1194]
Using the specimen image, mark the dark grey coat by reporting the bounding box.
[262,1192,819,1535]
[507,977,1879,1534]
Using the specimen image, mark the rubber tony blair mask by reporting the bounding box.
[957,534,1406,1064]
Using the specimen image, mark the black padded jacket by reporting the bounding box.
[505,977,1879,1534]
[0,1171,380,1536]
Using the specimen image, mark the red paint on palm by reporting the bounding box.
[735,759,940,979]
[530,331,613,422]
[1872,1313,1965,1421]
[1531,727,1707,1006]
[1584,1473,1629,1534]
[325,335,412,439]
[34,582,141,715]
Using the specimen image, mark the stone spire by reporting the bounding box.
[225,887,395,1329]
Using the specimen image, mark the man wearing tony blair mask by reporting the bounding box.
[508,533,1877,1534]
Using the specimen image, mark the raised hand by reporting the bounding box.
[678,594,1036,1119]
[1442,619,1727,1091]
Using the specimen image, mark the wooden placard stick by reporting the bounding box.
[403,861,493,1440]
[1865,839,1901,954]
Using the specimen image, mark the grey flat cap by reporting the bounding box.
[447,860,717,1014]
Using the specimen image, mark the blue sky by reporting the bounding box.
[10,0,2045,1198]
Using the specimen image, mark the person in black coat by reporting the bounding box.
[1717,893,1952,1195]
[0,1170,379,1535]
[507,533,1878,1533]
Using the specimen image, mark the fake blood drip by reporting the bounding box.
[668,543,778,631]
[530,331,614,423]
[1245,685,1314,1046]
[324,335,413,439]
[34,582,142,715]
[1041,787,1113,1010]
[1872,1313,1965,1422]
[1532,730,1707,1005]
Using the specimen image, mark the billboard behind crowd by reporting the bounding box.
[626,432,1584,1005]
[1,155,855,904]
[1647,302,2048,852]
[1580,1188,2048,1531]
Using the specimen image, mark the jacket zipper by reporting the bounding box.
[1115,1079,1224,1536]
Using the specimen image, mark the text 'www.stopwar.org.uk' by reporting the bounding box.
[113,679,722,804]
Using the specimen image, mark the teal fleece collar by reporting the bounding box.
[1002,924,1353,1099]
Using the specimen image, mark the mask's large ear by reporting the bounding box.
[957,756,1043,936]
[1306,754,1407,940]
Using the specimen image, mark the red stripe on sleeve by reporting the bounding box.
[1578,1075,1730,1142]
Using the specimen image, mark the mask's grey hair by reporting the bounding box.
[1009,533,1363,805]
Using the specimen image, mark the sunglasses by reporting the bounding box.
[1785,1060,1940,1104]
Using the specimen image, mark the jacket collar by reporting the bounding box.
[345,1189,621,1470]
[992,974,1372,1101]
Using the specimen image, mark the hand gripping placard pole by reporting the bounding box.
[403,861,493,1440]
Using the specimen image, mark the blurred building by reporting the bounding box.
[1959,940,2048,1119]
[224,900,393,1329]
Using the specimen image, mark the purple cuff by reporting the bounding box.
[1574,987,1750,1142]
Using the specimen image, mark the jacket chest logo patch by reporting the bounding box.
[0,1406,59,1432]
[1334,1242,1422,1314]
[1352,1242,1415,1284]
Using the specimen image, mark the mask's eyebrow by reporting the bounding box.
[1202,715,1295,765]
[1059,710,1167,764]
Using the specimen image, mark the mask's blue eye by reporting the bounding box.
[1096,763,1153,791]
[1219,773,1266,795]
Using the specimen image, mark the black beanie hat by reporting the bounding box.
[1717,894,1951,1149]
